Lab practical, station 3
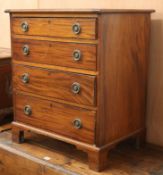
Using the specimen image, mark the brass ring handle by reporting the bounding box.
[71,82,80,94]
[73,119,82,129]
[21,21,29,32]
[73,50,81,61]
[72,23,81,34]
[21,73,29,84]
[22,45,30,56]
[24,105,32,116]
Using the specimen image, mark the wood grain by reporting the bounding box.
[96,13,151,146]
[6,8,155,13]
[12,34,98,44]
[7,10,153,171]
[13,91,97,111]
[13,60,98,76]
[12,17,97,40]
[12,122,99,152]
[14,93,95,144]
[0,131,163,175]
[13,64,96,106]
[12,38,97,70]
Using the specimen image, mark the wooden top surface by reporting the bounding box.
[5,9,155,13]
[0,48,11,60]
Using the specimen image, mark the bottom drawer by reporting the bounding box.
[14,93,96,144]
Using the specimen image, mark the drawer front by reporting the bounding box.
[12,18,97,39]
[13,64,96,106]
[15,93,95,144]
[12,38,97,70]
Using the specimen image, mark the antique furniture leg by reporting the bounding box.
[12,125,25,143]
[88,148,110,171]
[135,130,146,149]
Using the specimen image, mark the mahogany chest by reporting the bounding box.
[0,48,12,122]
[6,9,154,171]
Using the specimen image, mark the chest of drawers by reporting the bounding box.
[6,9,154,171]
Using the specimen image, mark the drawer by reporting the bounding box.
[12,18,97,40]
[12,38,97,70]
[14,93,95,144]
[13,64,96,106]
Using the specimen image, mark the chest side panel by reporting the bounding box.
[96,13,151,146]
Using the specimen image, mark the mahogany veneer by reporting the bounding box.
[6,9,154,171]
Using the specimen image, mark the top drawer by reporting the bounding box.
[12,18,97,40]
